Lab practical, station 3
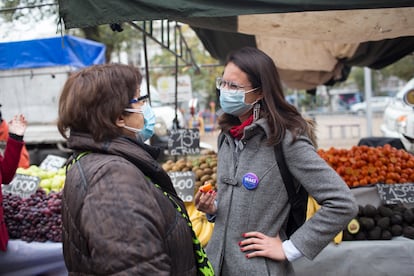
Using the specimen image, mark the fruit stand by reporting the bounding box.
[2,144,414,275]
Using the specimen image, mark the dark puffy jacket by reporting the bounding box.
[62,132,197,275]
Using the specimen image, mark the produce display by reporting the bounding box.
[162,150,217,191]
[162,151,217,246]
[3,144,414,248]
[3,189,62,242]
[318,144,414,187]
[343,204,414,241]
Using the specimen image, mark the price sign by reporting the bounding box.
[376,183,414,205]
[2,174,40,198]
[39,155,67,172]
[168,128,200,156]
[168,171,196,202]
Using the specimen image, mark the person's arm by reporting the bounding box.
[283,135,358,260]
[1,137,23,184]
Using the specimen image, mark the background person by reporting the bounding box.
[57,63,212,275]
[0,106,30,168]
[0,114,27,251]
[195,47,358,275]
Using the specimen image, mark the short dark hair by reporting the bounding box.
[57,63,142,142]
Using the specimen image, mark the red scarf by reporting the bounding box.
[229,115,254,140]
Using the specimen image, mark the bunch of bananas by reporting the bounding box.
[185,202,214,247]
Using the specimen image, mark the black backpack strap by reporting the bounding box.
[275,142,295,199]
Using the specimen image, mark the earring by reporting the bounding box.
[253,103,260,121]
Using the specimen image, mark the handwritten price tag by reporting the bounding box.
[168,128,200,156]
[2,174,40,198]
[39,155,67,172]
[376,183,414,205]
[168,171,196,202]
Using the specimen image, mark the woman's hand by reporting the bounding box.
[8,114,27,136]
[194,188,217,215]
[239,231,287,261]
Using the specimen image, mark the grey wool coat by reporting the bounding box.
[205,118,358,275]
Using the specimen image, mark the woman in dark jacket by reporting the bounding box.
[58,63,210,275]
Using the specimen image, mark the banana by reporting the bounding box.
[191,214,204,237]
[334,231,343,245]
[197,217,214,247]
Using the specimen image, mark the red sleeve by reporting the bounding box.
[0,137,24,184]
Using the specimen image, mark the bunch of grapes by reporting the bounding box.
[2,189,62,243]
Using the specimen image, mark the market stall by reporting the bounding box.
[2,145,414,275]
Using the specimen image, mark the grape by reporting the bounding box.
[2,189,63,243]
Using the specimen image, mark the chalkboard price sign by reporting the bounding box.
[376,183,414,205]
[168,171,196,202]
[168,128,200,156]
[2,174,40,198]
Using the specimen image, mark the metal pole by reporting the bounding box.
[364,67,373,136]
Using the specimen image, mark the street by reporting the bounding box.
[200,113,385,151]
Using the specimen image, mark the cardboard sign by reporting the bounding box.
[2,174,40,198]
[39,155,67,172]
[376,183,414,205]
[168,171,196,202]
[168,128,200,156]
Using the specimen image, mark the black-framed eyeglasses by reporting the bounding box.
[129,94,149,104]
[216,77,248,91]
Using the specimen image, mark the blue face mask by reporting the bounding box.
[219,88,258,117]
[124,103,155,142]
[139,103,155,141]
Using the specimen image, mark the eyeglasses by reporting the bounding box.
[129,94,149,104]
[124,106,144,114]
[216,77,250,91]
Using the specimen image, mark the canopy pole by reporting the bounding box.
[364,67,373,137]
[173,22,179,129]
[143,22,151,104]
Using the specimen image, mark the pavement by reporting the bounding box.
[200,113,385,151]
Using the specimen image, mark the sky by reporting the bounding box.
[0,17,59,42]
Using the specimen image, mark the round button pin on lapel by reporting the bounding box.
[242,172,259,190]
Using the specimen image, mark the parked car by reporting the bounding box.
[380,78,414,138]
[350,96,392,115]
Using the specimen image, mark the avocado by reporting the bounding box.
[342,230,354,241]
[403,226,414,239]
[354,231,367,241]
[391,224,403,236]
[403,209,414,224]
[358,205,364,217]
[390,213,403,225]
[363,204,378,218]
[347,218,360,234]
[378,205,393,217]
[359,217,375,231]
[381,230,392,240]
[376,217,390,230]
[367,226,382,240]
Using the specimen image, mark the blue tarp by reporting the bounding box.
[0,35,106,70]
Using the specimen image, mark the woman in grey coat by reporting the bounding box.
[195,47,358,275]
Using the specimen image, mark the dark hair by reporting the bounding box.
[57,63,142,142]
[218,47,308,145]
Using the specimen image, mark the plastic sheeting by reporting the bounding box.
[0,35,106,70]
